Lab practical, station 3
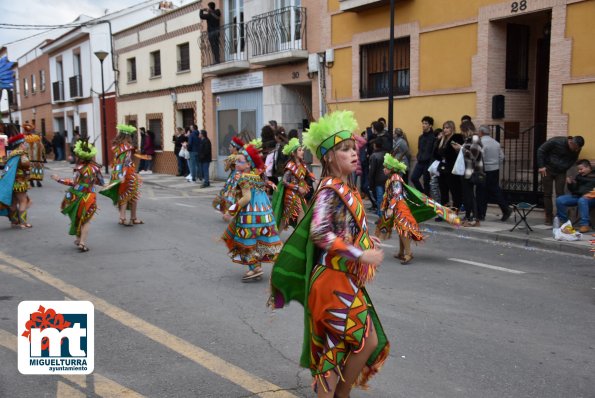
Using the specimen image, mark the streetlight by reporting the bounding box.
[94,50,109,174]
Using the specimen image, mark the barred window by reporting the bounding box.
[360,37,410,99]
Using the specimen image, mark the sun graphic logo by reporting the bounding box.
[18,301,94,374]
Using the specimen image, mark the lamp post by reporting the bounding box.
[94,50,109,174]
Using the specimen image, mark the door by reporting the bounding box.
[224,0,244,60]
[215,89,263,177]
[275,0,301,50]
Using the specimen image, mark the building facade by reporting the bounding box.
[323,0,594,201]
[200,0,322,178]
[17,41,53,138]
[114,0,204,174]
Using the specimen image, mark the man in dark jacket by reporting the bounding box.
[555,159,594,233]
[537,135,584,224]
[410,116,435,194]
[187,125,201,182]
[368,140,388,217]
[200,2,221,63]
[198,130,212,188]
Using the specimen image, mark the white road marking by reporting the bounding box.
[0,251,297,398]
[448,258,526,274]
[175,202,195,208]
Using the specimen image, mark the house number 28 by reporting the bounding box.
[511,0,527,13]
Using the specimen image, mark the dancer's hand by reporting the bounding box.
[386,208,393,218]
[50,174,59,181]
[369,236,381,246]
[538,167,547,177]
[222,213,232,222]
[360,248,384,266]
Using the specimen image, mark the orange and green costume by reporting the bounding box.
[56,162,104,236]
[271,159,314,230]
[271,177,390,392]
[100,143,141,206]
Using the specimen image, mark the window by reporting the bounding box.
[150,51,161,77]
[23,78,28,96]
[31,74,36,94]
[360,38,410,98]
[177,43,190,72]
[40,70,46,91]
[506,24,530,89]
[127,58,137,82]
[80,118,87,137]
[148,119,163,150]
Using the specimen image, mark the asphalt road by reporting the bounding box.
[0,168,593,398]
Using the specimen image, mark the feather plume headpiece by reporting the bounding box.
[73,138,97,161]
[248,138,262,150]
[282,137,301,156]
[303,110,357,160]
[383,153,408,173]
[117,124,137,135]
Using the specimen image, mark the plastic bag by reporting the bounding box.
[428,160,441,176]
[553,220,582,241]
[452,149,465,176]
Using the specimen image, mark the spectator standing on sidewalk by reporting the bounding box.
[173,127,188,176]
[537,135,584,225]
[198,130,212,188]
[391,128,411,183]
[434,121,464,212]
[410,116,435,195]
[137,128,148,172]
[142,130,156,174]
[187,125,201,182]
[52,132,65,161]
[555,159,595,233]
[477,125,512,221]
[369,140,388,217]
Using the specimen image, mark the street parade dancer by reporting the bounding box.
[0,133,33,228]
[24,124,45,187]
[376,153,461,264]
[221,143,282,281]
[51,139,104,252]
[271,137,315,231]
[213,136,244,214]
[100,124,143,226]
[270,110,390,397]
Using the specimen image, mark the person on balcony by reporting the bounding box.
[200,2,221,64]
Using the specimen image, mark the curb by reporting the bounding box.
[424,222,591,258]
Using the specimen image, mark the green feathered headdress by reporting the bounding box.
[383,153,407,173]
[117,124,136,135]
[303,110,358,160]
[248,138,262,150]
[73,139,97,161]
[282,137,301,156]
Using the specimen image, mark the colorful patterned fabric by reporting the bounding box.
[213,157,240,214]
[100,143,141,206]
[57,163,104,236]
[272,160,312,230]
[26,137,45,181]
[0,152,21,213]
[222,172,282,265]
[376,173,424,241]
[270,177,389,391]
[6,150,30,193]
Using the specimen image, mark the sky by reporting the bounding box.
[0,0,173,60]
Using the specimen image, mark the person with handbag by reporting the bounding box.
[173,127,188,176]
[434,121,464,213]
[453,121,484,227]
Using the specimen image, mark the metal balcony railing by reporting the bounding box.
[200,22,246,67]
[177,59,190,72]
[127,71,136,82]
[69,75,82,98]
[52,81,64,101]
[150,65,161,77]
[247,6,306,57]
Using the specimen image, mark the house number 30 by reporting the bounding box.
[511,0,527,13]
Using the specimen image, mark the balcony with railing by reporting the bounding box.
[340,0,408,12]
[200,22,249,75]
[52,81,64,102]
[69,75,83,98]
[247,6,307,66]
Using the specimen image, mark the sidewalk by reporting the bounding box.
[105,167,593,258]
